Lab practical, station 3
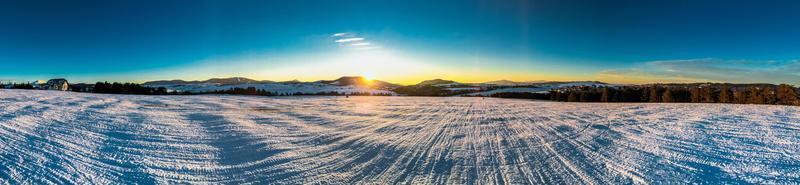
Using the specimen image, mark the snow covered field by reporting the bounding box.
[1,89,799,184]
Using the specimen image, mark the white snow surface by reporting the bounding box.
[467,82,613,96]
[445,87,483,91]
[147,82,395,95]
[467,87,551,95]
[1,89,799,184]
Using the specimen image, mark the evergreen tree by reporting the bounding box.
[641,87,651,102]
[600,88,610,102]
[550,90,562,101]
[621,87,641,102]
[567,92,579,102]
[612,90,623,102]
[579,91,590,102]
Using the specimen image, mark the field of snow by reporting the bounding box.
[1,89,799,184]
[466,82,613,96]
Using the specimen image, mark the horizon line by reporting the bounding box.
[2,75,797,86]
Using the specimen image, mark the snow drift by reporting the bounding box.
[1,89,799,184]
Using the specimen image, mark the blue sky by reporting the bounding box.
[1,0,799,84]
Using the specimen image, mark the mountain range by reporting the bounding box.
[316,76,401,89]
[142,76,581,88]
[143,77,272,86]
[141,76,610,96]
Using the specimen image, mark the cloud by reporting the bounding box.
[332,32,350,37]
[335,38,364,43]
[597,58,800,85]
[330,32,383,51]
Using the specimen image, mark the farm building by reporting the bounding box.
[45,79,69,91]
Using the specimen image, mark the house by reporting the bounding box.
[45,78,69,91]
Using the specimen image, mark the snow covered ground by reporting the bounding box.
[465,82,613,96]
[1,89,799,184]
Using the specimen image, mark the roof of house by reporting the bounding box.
[46,79,68,84]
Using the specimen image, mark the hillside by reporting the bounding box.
[415,79,460,86]
[394,79,611,96]
[317,76,400,89]
[143,77,269,86]
[143,76,395,95]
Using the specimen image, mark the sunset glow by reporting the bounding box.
[0,0,798,85]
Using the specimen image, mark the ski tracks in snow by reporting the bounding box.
[1,90,799,184]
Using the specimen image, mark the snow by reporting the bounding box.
[1,89,799,184]
[445,87,483,91]
[147,82,394,95]
[468,87,551,95]
[468,82,613,96]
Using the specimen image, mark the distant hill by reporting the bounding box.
[481,80,551,86]
[10,76,798,105]
[393,79,465,96]
[415,79,459,86]
[143,77,270,86]
[318,76,401,89]
[142,80,190,86]
[392,79,616,96]
[467,81,613,96]
[140,76,399,95]
[205,77,268,85]
[482,80,518,85]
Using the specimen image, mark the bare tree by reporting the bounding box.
[777,84,800,105]
[662,88,674,103]
[719,84,732,103]
[649,85,661,102]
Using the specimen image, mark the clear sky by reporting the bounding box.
[1,0,799,85]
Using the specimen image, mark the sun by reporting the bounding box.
[362,72,375,81]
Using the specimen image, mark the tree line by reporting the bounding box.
[5,80,798,105]
[549,84,800,106]
[4,81,392,97]
[393,85,450,96]
[85,82,184,95]
[1,81,187,95]
[468,92,550,99]
[1,83,35,89]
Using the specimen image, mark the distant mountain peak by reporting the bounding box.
[204,77,264,84]
[320,76,400,89]
[334,76,367,82]
[143,77,271,86]
[483,80,519,85]
[416,79,459,86]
